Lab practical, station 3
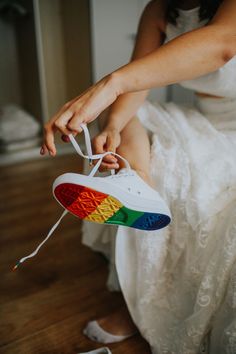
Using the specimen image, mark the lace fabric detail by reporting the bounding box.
[83,98,236,353]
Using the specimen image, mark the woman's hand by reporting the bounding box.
[40,74,121,156]
[92,128,121,172]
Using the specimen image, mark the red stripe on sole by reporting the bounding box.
[54,183,108,219]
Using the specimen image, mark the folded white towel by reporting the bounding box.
[0,104,40,143]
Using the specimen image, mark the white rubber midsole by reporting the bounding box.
[53,173,171,217]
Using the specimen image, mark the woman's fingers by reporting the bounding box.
[67,112,85,133]
[93,137,117,162]
[54,110,76,135]
[94,154,118,169]
[44,124,56,156]
[41,101,74,155]
[92,135,116,161]
[99,161,119,172]
[42,110,77,156]
[102,154,117,163]
[106,134,117,152]
[91,130,121,169]
[92,134,107,154]
[41,75,119,157]
[40,144,48,155]
[91,134,106,166]
[61,134,70,143]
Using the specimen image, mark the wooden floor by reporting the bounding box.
[0,154,151,354]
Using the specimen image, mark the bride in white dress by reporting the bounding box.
[42,0,236,352]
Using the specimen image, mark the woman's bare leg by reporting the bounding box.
[92,117,153,338]
[98,111,152,184]
[117,116,153,186]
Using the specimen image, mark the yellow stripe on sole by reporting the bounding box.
[85,195,122,223]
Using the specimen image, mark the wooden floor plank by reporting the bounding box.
[0,154,151,354]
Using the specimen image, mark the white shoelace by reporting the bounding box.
[13,124,130,270]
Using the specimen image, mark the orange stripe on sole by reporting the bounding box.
[54,184,108,219]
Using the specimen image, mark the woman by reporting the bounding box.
[41,0,236,352]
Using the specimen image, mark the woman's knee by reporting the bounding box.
[119,116,149,143]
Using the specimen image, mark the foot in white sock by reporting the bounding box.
[83,308,137,344]
[78,347,112,354]
[83,321,135,344]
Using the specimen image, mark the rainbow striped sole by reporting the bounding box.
[54,183,170,231]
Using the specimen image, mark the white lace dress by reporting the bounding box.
[83,96,236,354]
[82,7,236,354]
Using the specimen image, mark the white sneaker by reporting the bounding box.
[14,124,171,269]
[53,168,171,231]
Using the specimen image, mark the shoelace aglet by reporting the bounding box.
[12,260,21,271]
[89,158,93,166]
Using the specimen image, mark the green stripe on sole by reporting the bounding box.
[105,206,144,226]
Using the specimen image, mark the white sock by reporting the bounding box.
[83,320,135,344]
[78,347,112,354]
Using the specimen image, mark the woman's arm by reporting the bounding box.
[115,0,236,94]
[42,0,236,155]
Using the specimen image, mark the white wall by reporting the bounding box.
[90,0,167,103]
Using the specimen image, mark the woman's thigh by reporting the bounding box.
[116,116,151,172]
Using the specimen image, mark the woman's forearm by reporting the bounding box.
[106,24,233,132]
[114,24,235,95]
[105,91,148,132]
